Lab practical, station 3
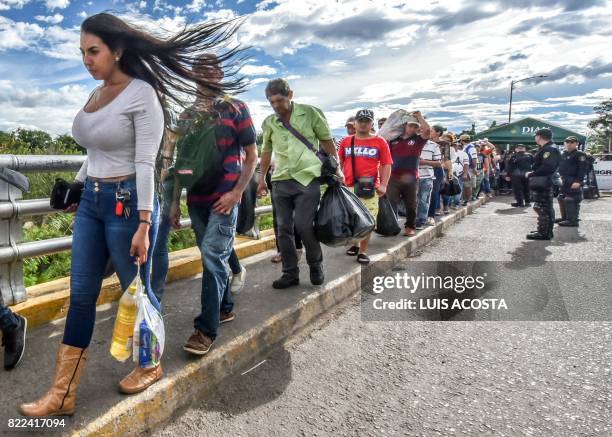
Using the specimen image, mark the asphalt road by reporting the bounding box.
[157,195,611,437]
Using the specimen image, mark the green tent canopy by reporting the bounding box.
[474,117,586,151]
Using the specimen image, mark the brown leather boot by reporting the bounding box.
[19,344,88,417]
[118,365,163,394]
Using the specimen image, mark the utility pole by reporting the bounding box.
[508,75,548,123]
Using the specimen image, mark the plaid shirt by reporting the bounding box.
[186,97,256,206]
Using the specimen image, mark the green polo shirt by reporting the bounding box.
[262,102,332,186]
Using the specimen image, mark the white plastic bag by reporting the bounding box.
[378,109,413,142]
[133,285,165,368]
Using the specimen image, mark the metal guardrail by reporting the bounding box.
[0,154,271,305]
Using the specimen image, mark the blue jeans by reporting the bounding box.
[151,210,172,304]
[188,203,237,340]
[64,178,160,349]
[0,304,18,332]
[452,176,464,206]
[416,178,434,226]
[151,177,174,303]
[428,167,444,217]
[481,174,492,194]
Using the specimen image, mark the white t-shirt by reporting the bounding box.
[451,148,469,177]
[464,143,478,169]
[419,140,441,179]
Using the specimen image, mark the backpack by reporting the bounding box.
[173,111,223,191]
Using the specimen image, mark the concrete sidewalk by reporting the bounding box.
[0,198,487,436]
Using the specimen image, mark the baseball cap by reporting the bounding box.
[516,143,526,148]
[355,109,374,121]
[459,134,471,142]
[432,125,445,134]
[564,136,578,143]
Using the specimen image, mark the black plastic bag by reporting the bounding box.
[315,184,375,247]
[375,196,401,236]
[440,178,461,196]
[236,176,258,235]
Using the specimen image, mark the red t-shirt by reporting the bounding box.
[339,135,393,187]
[388,134,428,179]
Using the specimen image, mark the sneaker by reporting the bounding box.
[404,228,416,236]
[310,265,325,286]
[272,274,300,289]
[2,314,27,370]
[426,217,436,226]
[220,311,236,324]
[434,209,442,216]
[443,208,450,214]
[415,224,424,230]
[183,330,214,356]
[525,202,532,207]
[461,201,468,206]
[230,267,246,294]
[511,202,524,207]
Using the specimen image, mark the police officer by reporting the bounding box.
[505,144,533,207]
[525,128,561,240]
[556,136,588,227]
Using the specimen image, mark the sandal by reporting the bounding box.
[357,253,370,265]
[345,246,359,256]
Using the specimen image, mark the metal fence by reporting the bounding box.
[0,154,271,306]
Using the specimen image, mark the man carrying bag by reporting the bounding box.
[257,78,340,289]
[338,109,392,264]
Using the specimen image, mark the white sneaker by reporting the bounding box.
[231,267,247,294]
[426,217,436,226]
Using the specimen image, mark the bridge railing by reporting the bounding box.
[0,154,271,305]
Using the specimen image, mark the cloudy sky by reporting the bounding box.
[1,0,611,138]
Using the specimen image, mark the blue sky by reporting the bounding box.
[1,0,611,138]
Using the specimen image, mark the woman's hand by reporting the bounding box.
[130,225,150,265]
[64,203,78,213]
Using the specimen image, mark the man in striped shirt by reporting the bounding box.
[172,58,258,356]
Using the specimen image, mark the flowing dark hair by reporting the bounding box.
[80,12,249,107]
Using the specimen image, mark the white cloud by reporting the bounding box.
[34,14,64,24]
[0,16,44,51]
[44,0,70,10]
[0,0,30,11]
[240,64,277,76]
[0,80,89,135]
[186,0,206,12]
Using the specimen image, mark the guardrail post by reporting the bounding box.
[0,178,26,305]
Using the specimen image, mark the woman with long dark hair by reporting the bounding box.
[19,12,247,417]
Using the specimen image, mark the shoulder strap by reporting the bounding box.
[277,117,317,153]
[350,136,357,180]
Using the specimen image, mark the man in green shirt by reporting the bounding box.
[257,78,339,289]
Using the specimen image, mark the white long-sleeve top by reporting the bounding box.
[72,78,164,211]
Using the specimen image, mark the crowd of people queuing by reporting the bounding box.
[0,12,593,418]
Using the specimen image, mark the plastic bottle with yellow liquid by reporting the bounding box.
[110,270,140,362]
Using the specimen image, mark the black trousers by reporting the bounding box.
[558,184,583,223]
[531,187,555,236]
[511,175,530,205]
[272,179,322,277]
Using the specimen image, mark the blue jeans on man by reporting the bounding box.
[428,167,444,218]
[0,304,18,332]
[450,175,465,207]
[187,203,237,340]
[416,178,434,227]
